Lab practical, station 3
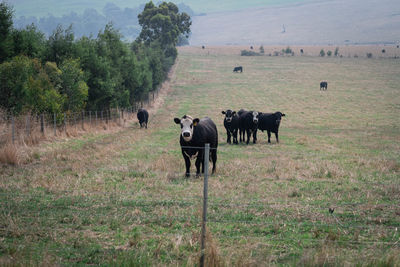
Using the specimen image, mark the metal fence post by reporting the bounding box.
[64,113,67,135]
[81,111,84,130]
[26,115,30,137]
[11,116,15,144]
[40,114,44,134]
[54,113,56,136]
[95,111,98,126]
[200,143,210,267]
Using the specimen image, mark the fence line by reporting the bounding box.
[0,87,161,147]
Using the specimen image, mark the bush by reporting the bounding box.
[319,49,325,57]
[241,50,260,56]
[334,47,339,56]
[282,46,292,55]
[259,45,264,54]
[366,53,373,58]
[327,50,332,57]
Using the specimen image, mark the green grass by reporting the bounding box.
[0,47,399,265]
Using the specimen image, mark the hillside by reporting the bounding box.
[8,0,399,45]
[190,0,400,45]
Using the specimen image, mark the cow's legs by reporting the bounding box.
[195,150,204,177]
[183,153,191,177]
[233,129,238,144]
[275,132,279,143]
[226,130,231,144]
[252,129,257,144]
[246,130,251,144]
[211,149,217,174]
[267,131,271,143]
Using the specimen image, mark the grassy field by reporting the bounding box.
[0,46,399,266]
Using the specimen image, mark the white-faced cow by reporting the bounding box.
[137,108,149,128]
[239,110,262,144]
[258,112,286,143]
[320,81,328,90]
[222,109,239,144]
[174,115,218,177]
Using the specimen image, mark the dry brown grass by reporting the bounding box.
[0,46,398,266]
[0,143,19,165]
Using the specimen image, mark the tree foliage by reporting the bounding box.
[137,1,191,48]
[0,2,14,63]
[0,1,191,115]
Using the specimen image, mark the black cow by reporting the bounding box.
[258,112,286,143]
[222,110,239,144]
[137,108,149,128]
[237,109,246,117]
[320,81,328,90]
[239,111,261,144]
[174,115,218,177]
[233,66,243,73]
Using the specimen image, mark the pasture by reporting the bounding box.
[0,46,399,266]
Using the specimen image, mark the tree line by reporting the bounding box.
[0,1,191,115]
[13,2,195,42]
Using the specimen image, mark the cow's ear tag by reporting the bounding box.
[193,121,198,126]
[193,118,200,126]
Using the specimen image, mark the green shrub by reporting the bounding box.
[241,50,260,56]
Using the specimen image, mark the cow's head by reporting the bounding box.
[252,111,261,124]
[275,112,286,125]
[222,110,236,123]
[174,115,199,142]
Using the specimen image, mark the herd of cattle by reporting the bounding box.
[138,108,285,177]
[138,77,332,177]
[172,109,285,177]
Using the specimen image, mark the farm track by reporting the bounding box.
[0,46,399,266]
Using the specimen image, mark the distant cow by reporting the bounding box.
[137,108,149,128]
[258,112,286,143]
[320,81,328,90]
[233,66,243,73]
[174,115,218,177]
[239,110,261,144]
[222,109,239,144]
[202,45,205,49]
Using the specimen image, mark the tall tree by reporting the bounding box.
[12,24,46,58]
[0,2,14,62]
[43,24,75,65]
[137,1,191,48]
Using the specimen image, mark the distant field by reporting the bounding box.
[9,0,307,17]
[0,46,399,265]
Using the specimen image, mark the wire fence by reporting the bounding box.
[0,89,160,147]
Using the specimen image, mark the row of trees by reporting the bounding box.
[0,1,191,115]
